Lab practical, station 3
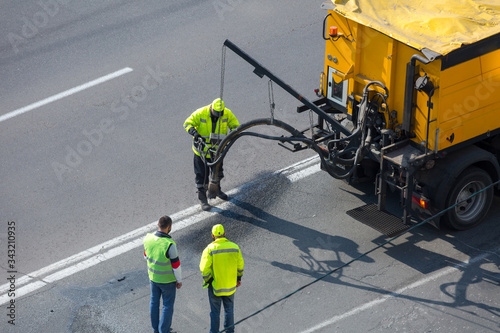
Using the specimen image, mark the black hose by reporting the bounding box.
[207,118,358,183]
[206,132,316,167]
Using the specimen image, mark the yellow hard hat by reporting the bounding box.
[212,224,225,237]
[211,98,225,117]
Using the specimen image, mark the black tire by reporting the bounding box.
[443,167,493,230]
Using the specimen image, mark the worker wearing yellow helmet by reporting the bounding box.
[200,224,244,333]
[183,98,240,211]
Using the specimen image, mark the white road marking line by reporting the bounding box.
[0,155,320,305]
[0,67,133,123]
[299,250,495,333]
[286,163,321,182]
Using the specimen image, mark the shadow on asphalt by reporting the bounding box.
[213,172,500,325]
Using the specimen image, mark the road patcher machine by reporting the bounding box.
[207,1,500,235]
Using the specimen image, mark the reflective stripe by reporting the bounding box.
[202,272,212,280]
[237,269,244,273]
[213,286,236,294]
[200,118,207,123]
[148,267,174,275]
[184,124,190,129]
[210,248,239,256]
[222,119,228,123]
[146,256,172,266]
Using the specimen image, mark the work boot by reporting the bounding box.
[216,189,228,201]
[197,189,211,211]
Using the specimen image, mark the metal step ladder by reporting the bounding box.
[347,140,427,236]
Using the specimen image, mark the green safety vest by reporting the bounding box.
[200,237,244,296]
[183,105,240,158]
[143,233,176,283]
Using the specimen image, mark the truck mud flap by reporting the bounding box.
[346,204,410,237]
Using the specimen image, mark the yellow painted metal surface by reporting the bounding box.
[323,11,439,134]
[323,6,500,152]
[438,50,500,150]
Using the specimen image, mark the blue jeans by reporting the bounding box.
[150,280,176,333]
[208,285,235,333]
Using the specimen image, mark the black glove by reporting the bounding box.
[194,132,202,141]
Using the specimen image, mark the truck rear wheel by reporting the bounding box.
[443,167,493,230]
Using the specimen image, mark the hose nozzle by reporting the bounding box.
[207,181,220,199]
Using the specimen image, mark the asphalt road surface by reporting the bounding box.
[1,1,499,333]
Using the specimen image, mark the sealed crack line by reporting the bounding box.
[0,156,321,306]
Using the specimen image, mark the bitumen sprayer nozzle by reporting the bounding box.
[207,181,220,200]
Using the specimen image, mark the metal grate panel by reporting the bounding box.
[346,204,410,237]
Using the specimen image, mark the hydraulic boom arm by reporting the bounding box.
[223,39,351,136]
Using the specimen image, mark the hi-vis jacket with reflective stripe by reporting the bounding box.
[200,237,244,296]
[183,105,240,158]
[143,233,176,283]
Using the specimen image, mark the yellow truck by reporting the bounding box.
[210,1,500,234]
[315,0,500,232]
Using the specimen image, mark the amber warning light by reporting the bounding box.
[329,26,338,37]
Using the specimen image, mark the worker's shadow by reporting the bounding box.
[212,196,375,283]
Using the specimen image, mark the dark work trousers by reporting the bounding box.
[194,154,224,190]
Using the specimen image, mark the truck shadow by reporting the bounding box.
[213,172,500,324]
[224,196,375,265]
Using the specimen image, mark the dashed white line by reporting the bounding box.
[0,67,133,123]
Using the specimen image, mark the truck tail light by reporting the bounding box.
[412,194,430,210]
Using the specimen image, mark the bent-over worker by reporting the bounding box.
[183,98,240,211]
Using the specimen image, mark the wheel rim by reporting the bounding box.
[454,180,487,223]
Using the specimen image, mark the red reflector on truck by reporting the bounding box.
[412,195,429,210]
